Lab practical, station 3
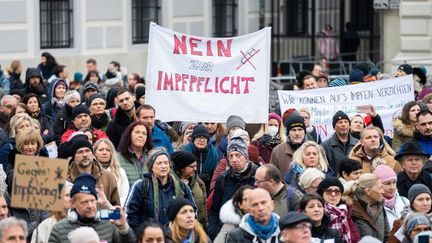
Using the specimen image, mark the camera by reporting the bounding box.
[100,209,121,220]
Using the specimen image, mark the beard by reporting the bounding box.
[78,158,92,168]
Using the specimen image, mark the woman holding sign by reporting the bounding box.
[392,101,421,152]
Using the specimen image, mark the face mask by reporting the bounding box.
[267,126,279,137]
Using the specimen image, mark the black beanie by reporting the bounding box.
[72,104,91,120]
[316,177,344,196]
[167,198,194,222]
[70,136,93,156]
[86,93,105,107]
[171,151,197,172]
[70,173,98,199]
[135,86,146,99]
[283,114,305,131]
[332,110,350,128]
[191,124,209,141]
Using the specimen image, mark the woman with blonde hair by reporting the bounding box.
[345,173,389,241]
[5,59,24,90]
[251,113,285,163]
[285,141,333,188]
[203,122,228,155]
[166,198,210,243]
[93,138,129,205]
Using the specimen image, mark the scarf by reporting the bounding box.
[91,113,109,129]
[383,195,396,209]
[152,174,182,221]
[180,231,194,243]
[260,134,280,148]
[231,161,252,181]
[246,213,278,240]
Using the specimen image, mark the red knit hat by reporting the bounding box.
[268,113,282,126]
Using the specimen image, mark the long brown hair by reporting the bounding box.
[170,219,207,243]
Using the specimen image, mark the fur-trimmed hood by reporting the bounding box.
[393,118,415,138]
[219,199,242,225]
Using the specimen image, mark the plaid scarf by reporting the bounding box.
[324,203,351,243]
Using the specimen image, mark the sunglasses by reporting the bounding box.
[324,189,341,196]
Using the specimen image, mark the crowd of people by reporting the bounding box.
[0,52,431,243]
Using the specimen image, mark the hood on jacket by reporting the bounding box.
[238,213,280,241]
[219,199,242,225]
[49,78,68,103]
[106,87,120,109]
[393,118,416,138]
[25,68,43,84]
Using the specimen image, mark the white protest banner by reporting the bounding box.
[278,75,415,140]
[145,23,271,123]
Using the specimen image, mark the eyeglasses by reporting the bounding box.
[255,179,269,184]
[324,189,341,196]
[412,226,431,234]
[291,222,312,231]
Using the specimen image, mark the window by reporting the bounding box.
[40,0,73,49]
[132,0,160,44]
[283,0,309,36]
[213,0,237,37]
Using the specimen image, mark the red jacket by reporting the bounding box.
[61,127,108,144]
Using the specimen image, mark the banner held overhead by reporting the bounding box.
[145,23,271,123]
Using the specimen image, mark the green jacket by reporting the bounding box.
[189,174,207,229]
[117,151,147,186]
[48,218,136,243]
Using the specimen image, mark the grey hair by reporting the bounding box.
[0,217,28,239]
[0,95,15,107]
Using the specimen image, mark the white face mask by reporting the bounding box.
[267,126,279,137]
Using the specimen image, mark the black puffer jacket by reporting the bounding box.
[8,72,24,90]
[311,213,343,243]
[50,104,73,145]
[106,106,134,148]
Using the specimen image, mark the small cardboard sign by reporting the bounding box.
[11,155,69,212]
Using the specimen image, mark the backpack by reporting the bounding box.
[286,186,296,211]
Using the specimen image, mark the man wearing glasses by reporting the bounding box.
[255,164,303,215]
[279,211,312,243]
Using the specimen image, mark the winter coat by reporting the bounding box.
[182,142,222,193]
[208,162,257,239]
[311,213,343,243]
[226,213,280,243]
[37,63,55,80]
[106,166,129,206]
[152,125,174,154]
[48,217,136,243]
[392,118,415,153]
[214,199,242,243]
[60,126,108,143]
[351,197,389,241]
[33,112,53,144]
[188,174,208,228]
[106,107,133,148]
[413,131,432,155]
[251,136,280,164]
[384,193,409,228]
[22,68,49,104]
[210,157,229,192]
[31,216,57,243]
[67,159,120,208]
[8,71,24,90]
[117,151,148,186]
[397,169,432,198]
[0,70,10,95]
[124,172,196,235]
[210,134,228,155]
[322,133,358,175]
[272,183,303,216]
[51,104,74,145]
[0,113,7,130]
[307,125,322,144]
[269,142,296,178]
[349,141,403,173]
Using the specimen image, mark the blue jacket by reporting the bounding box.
[413,131,432,156]
[0,71,10,95]
[125,173,195,235]
[152,125,174,155]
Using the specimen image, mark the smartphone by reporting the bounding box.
[418,235,430,243]
[356,105,372,113]
[100,209,121,220]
